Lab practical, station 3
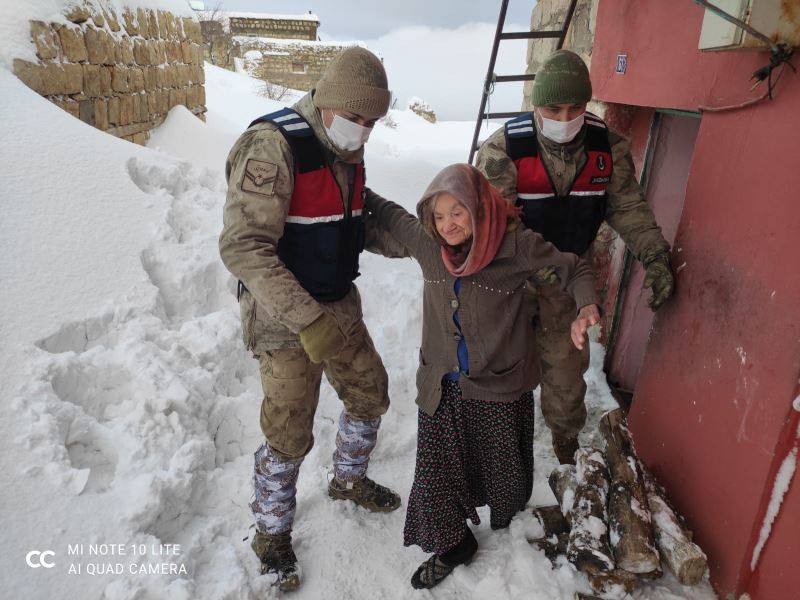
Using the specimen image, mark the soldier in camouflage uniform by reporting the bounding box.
[475,50,674,465]
[219,47,401,591]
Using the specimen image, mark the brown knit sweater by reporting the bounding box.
[366,195,599,415]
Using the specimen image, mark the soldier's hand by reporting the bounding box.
[530,265,561,287]
[299,313,346,363]
[570,303,600,350]
[643,254,674,310]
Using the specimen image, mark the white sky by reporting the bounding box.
[206,1,537,121]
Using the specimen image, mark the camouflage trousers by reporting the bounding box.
[251,317,389,534]
[256,318,389,460]
[251,412,381,534]
[533,285,590,440]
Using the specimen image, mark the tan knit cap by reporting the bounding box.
[313,47,391,119]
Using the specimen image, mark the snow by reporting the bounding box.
[0,0,193,67]
[232,35,365,50]
[749,434,799,571]
[0,55,720,600]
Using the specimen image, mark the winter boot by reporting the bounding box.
[552,435,580,465]
[251,529,301,592]
[410,528,478,589]
[328,476,401,512]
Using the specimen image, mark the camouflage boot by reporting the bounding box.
[251,529,301,592]
[552,435,579,465]
[328,476,401,512]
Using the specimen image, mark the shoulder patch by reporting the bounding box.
[242,159,278,196]
[485,155,512,178]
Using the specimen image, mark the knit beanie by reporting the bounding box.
[531,49,592,107]
[313,47,391,119]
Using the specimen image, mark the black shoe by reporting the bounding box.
[410,529,478,589]
[328,476,401,512]
[251,529,301,591]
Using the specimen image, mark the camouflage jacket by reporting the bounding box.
[475,117,669,263]
[219,92,378,353]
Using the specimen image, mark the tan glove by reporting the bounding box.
[299,313,346,363]
[643,254,674,310]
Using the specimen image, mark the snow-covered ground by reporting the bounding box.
[0,63,719,600]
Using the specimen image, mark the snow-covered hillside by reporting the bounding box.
[0,62,718,600]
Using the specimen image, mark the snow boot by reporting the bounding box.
[553,435,579,465]
[328,476,401,512]
[251,529,301,591]
[410,528,478,589]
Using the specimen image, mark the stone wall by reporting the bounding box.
[12,3,206,145]
[243,41,354,92]
[229,17,318,41]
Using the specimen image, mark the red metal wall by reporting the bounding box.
[607,113,699,392]
[591,2,800,598]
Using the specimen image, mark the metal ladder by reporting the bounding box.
[467,0,579,164]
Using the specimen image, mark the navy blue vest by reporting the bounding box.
[249,108,366,302]
[505,112,613,255]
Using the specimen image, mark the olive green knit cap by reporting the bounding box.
[313,47,391,119]
[531,49,592,107]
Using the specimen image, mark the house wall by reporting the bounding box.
[591,1,800,598]
[229,17,317,41]
[239,40,352,92]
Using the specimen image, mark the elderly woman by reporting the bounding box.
[365,164,600,589]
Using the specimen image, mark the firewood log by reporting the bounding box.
[529,505,571,565]
[531,533,569,563]
[531,504,570,537]
[588,568,638,596]
[566,449,615,574]
[549,464,579,524]
[600,409,661,574]
[641,465,708,585]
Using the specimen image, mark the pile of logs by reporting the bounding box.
[530,409,708,600]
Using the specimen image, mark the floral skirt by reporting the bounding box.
[403,378,535,554]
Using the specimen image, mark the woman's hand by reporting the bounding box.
[570,304,600,350]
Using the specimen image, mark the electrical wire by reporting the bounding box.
[699,46,795,113]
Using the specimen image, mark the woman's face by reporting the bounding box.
[433,192,472,246]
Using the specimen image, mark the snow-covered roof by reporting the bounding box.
[224,11,320,23]
[233,36,365,50]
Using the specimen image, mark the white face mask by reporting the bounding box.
[324,111,372,151]
[537,111,585,144]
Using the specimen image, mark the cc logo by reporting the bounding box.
[26,550,55,568]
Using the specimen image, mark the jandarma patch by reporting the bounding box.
[242,159,278,196]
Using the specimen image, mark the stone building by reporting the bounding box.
[198,11,360,92]
[229,12,318,40]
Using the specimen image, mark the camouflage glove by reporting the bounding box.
[530,265,561,287]
[299,313,346,363]
[642,253,674,310]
